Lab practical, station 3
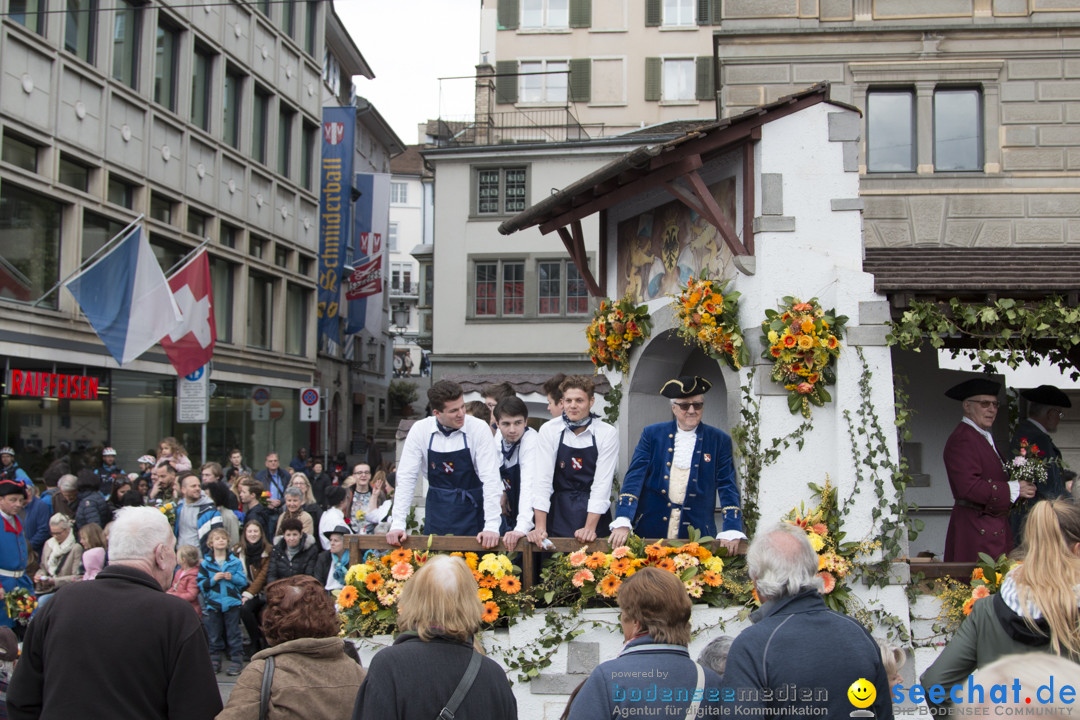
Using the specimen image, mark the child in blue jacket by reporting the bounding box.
[198,526,247,676]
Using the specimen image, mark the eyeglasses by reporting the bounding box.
[968,400,1000,409]
[673,402,704,411]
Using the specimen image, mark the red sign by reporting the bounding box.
[344,256,383,301]
[358,232,382,257]
[323,122,345,145]
[7,370,99,399]
[269,400,285,420]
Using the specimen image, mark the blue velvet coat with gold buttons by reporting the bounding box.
[615,420,742,539]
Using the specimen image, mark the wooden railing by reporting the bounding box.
[345,535,747,592]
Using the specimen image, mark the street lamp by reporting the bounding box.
[391,301,410,335]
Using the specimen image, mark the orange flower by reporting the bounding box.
[481,601,499,623]
[611,546,631,559]
[792,302,812,312]
[568,550,588,567]
[701,571,722,587]
[365,573,384,591]
[571,569,595,587]
[827,336,838,349]
[783,335,797,348]
[610,557,633,576]
[811,523,827,536]
[391,562,414,581]
[818,571,836,594]
[656,557,676,573]
[962,598,975,616]
[770,346,782,357]
[389,548,413,564]
[752,588,761,605]
[644,544,664,559]
[972,585,990,601]
[359,600,378,615]
[680,542,701,558]
[972,568,985,581]
[471,569,482,582]
[478,574,499,589]
[477,587,493,601]
[585,552,608,569]
[499,575,521,594]
[800,319,814,333]
[598,575,622,597]
[807,373,820,384]
[337,585,359,608]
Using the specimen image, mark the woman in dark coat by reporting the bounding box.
[74,470,110,532]
[266,517,319,584]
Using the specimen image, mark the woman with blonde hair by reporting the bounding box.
[33,514,85,595]
[352,555,516,719]
[922,498,1080,710]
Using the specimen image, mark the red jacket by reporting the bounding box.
[943,422,1012,562]
[167,567,200,616]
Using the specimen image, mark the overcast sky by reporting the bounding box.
[334,0,483,146]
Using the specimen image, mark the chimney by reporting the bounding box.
[474,63,495,146]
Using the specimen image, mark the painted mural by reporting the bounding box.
[617,177,737,301]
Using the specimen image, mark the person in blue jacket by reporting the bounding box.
[198,526,247,676]
[0,450,29,488]
[610,376,744,552]
[0,478,33,629]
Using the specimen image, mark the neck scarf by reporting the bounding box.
[244,540,265,569]
[333,550,350,584]
[563,411,596,431]
[501,438,520,462]
[46,530,77,577]
[435,420,457,437]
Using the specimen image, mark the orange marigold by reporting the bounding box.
[656,557,676,573]
[644,543,664,559]
[962,597,975,616]
[365,573,384,591]
[610,558,633,576]
[337,584,359,608]
[481,601,499,623]
[598,575,622,597]
[701,571,722,587]
[585,552,608,569]
[478,574,499,589]
[972,567,985,581]
[499,575,522,594]
[389,548,413,564]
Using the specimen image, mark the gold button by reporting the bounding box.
[668,448,672,453]
[666,462,671,467]
[662,516,668,521]
[663,476,668,480]
[668,434,673,438]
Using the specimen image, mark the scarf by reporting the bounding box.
[435,420,457,437]
[244,540,265,571]
[46,530,77,577]
[501,438,520,463]
[562,411,597,431]
[333,550,350,584]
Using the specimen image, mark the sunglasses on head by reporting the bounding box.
[673,401,704,411]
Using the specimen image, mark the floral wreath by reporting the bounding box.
[671,272,747,371]
[585,294,652,374]
[760,296,848,417]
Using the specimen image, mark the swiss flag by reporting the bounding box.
[161,249,216,377]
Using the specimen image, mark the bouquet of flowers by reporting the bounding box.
[760,297,848,417]
[536,533,728,610]
[1009,438,1050,486]
[5,586,37,625]
[157,501,176,526]
[337,549,525,637]
[935,553,1017,635]
[671,272,748,371]
[783,477,878,613]
[585,294,652,373]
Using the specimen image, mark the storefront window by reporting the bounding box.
[0,184,62,307]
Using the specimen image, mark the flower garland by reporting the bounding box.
[783,477,878,613]
[671,272,748,371]
[337,549,525,637]
[761,296,848,417]
[5,587,36,625]
[585,294,652,373]
[934,553,1016,635]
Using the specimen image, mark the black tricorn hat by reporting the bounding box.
[1021,384,1071,409]
[660,376,712,399]
[0,479,25,497]
[944,378,1001,401]
[323,524,351,540]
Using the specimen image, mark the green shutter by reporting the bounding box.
[697,0,710,24]
[712,0,723,25]
[645,57,661,101]
[497,0,519,30]
[569,0,592,28]
[645,0,661,26]
[696,56,715,101]
[495,60,518,104]
[569,58,591,103]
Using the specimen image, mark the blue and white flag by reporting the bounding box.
[64,225,180,365]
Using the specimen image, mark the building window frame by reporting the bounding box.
[518,58,569,105]
[472,165,529,218]
[64,0,97,64]
[521,0,569,30]
[9,0,47,35]
[111,0,142,89]
[662,0,695,27]
[866,87,916,174]
[191,44,214,131]
[661,57,695,102]
[933,87,983,173]
[537,258,590,317]
[153,21,180,112]
[390,182,408,204]
[252,86,272,165]
[246,270,274,350]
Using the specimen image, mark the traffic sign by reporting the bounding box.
[299,387,320,422]
[252,386,270,421]
[177,365,209,424]
[269,400,284,420]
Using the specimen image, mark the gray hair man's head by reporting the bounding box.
[108,507,174,562]
[747,523,822,602]
[697,635,735,676]
[284,486,303,500]
[58,474,78,492]
[48,513,72,530]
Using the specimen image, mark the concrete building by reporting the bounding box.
[0,0,393,476]
[387,145,432,375]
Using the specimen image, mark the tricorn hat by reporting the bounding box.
[323,524,351,540]
[944,378,1001,401]
[1021,384,1071,409]
[0,479,25,497]
[660,376,712,399]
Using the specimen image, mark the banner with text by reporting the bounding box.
[345,172,390,336]
[317,106,356,348]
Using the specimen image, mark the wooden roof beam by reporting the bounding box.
[556,220,604,297]
[662,169,749,257]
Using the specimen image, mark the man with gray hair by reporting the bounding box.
[721,523,893,718]
[8,507,222,719]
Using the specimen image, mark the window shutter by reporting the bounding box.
[569,58,592,103]
[696,56,715,101]
[495,60,518,104]
[711,0,723,25]
[697,0,710,24]
[497,0,519,30]
[645,57,661,101]
[569,0,592,28]
[645,0,661,26]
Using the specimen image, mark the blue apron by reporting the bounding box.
[548,428,610,538]
[499,445,521,535]
[425,431,484,536]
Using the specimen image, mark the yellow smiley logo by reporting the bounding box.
[848,678,876,709]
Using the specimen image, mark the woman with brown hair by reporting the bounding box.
[236,519,273,654]
[157,437,191,473]
[217,575,365,719]
[922,498,1080,710]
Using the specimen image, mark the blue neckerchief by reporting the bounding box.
[333,550,350,584]
[501,439,519,462]
[562,411,597,431]
[435,420,456,437]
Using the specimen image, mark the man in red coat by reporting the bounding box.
[942,378,1036,561]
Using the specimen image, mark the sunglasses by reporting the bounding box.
[673,402,704,411]
[968,400,1000,409]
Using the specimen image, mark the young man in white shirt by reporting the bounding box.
[495,396,540,551]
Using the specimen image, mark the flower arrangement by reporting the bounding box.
[536,533,727,610]
[157,501,176,526]
[585,294,652,373]
[783,477,878,613]
[1009,438,1050,486]
[336,549,525,637]
[258,490,272,507]
[671,272,748,371]
[934,553,1017,635]
[5,587,36,625]
[760,297,848,417]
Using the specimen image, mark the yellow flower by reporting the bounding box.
[359,601,378,615]
[478,554,506,578]
[477,587,493,601]
[767,330,779,345]
[797,335,814,350]
[704,556,724,573]
[806,533,824,552]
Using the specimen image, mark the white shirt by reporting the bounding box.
[495,426,540,534]
[533,416,619,516]
[318,506,346,551]
[962,417,1019,503]
[390,414,503,534]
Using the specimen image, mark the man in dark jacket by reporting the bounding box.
[723,523,894,719]
[1010,384,1072,542]
[266,517,319,584]
[7,506,221,719]
[238,477,273,539]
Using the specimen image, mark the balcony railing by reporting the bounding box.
[429,109,600,148]
[389,281,419,298]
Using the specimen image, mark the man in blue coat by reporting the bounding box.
[0,478,32,629]
[610,376,744,553]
